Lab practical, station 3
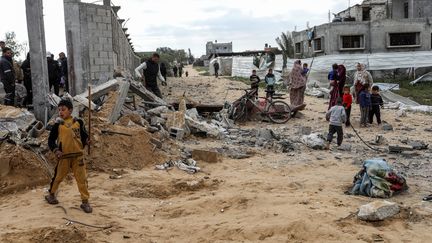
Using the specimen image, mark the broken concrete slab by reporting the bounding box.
[129,81,167,106]
[150,116,166,126]
[185,115,225,138]
[148,106,170,116]
[382,123,394,131]
[192,149,221,163]
[358,200,400,221]
[108,80,130,124]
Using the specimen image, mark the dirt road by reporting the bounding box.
[1,69,432,242]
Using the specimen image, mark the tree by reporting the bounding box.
[275,31,294,69]
[4,31,26,60]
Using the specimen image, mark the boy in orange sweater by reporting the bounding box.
[46,99,92,213]
[342,85,353,127]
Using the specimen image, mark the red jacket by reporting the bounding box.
[343,93,353,109]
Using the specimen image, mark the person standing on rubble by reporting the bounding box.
[21,53,32,105]
[58,52,69,92]
[46,99,92,213]
[179,63,183,77]
[47,52,61,96]
[289,60,307,107]
[0,47,16,106]
[173,64,178,77]
[353,63,373,104]
[135,53,167,98]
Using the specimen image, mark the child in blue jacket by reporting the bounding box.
[359,83,371,127]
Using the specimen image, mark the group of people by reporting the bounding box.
[172,63,185,77]
[0,40,68,106]
[326,62,384,149]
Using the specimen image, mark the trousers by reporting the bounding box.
[360,107,369,125]
[369,105,381,124]
[49,155,90,202]
[327,125,343,146]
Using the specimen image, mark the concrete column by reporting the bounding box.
[409,0,414,18]
[103,0,110,6]
[25,0,49,121]
[64,0,89,95]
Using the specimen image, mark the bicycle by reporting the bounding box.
[229,88,292,124]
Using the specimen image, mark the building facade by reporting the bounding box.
[292,0,432,58]
[206,40,233,56]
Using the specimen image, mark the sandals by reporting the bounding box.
[45,194,59,205]
[80,202,93,213]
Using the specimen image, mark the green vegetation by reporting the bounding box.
[193,66,210,76]
[377,78,432,105]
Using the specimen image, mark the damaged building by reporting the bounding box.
[292,0,432,58]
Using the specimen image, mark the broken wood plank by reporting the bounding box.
[388,144,414,153]
[107,80,130,124]
[129,81,167,106]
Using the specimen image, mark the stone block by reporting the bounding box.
[103,44,113,50]
[94,58,104,65]
[93,15,103,23]
[102,16,111,23]
[99,37,108,44]
[192,149,221,163]
[96,8,108,16]
[90,65,100,72]
[88,22,97,30]
[90,51,99,58]
[93,44,103,51]
[97,22,107,30]
[103,58,114,65]
[100,65,110,72]
[103,30,112,37]
[87,7,96,14]
[358,200,400,221]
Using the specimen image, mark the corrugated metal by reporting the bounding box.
[231,56,256,78]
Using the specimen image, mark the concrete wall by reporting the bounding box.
[206,41,233,56]
[293,18,432,58]
[64,0,141,95]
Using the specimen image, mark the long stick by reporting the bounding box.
[88,86,91,155]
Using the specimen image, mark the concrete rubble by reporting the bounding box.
[358,200,400,221]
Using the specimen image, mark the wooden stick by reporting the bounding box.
[88,86,91,155]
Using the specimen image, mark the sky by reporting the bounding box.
[0,0,363,59]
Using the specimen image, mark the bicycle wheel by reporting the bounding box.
[266,100,291,124]
[232,99,247,122]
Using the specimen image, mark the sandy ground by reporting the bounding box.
[1,65,432,242]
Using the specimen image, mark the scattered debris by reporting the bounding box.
[301,133,327,150]
[382,123,394,131]
[358,200,400,221]
[155,159,201,174]
[389,144,414,153]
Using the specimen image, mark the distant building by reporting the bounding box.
[206,40,233,56]
[292,0,432,58]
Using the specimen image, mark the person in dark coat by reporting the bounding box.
[134,53,166,98]
[47,52,61,96]
[213,61,220,78]
[21,52,32,105]
[173,65,178,77]
[0,47,16,106]
[178,63,183,77]
[58,52,68,92]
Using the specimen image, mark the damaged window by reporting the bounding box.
[389,32,420,47]
[295,42,302,54]
[341,35,364,49]
[362,7,371,21]
[404,2,409,18]
[314,38,323,51]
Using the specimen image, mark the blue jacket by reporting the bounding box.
[359,90,371,108]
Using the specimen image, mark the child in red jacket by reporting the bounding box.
[342,85,353,127]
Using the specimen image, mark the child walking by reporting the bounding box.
[369,85,384,125]
[46,99,92,213]
[326,97,347,149]
[264,68,276,98]
[342,85,353,127]
[359,83,371,127]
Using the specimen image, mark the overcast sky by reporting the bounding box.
[1,0,362,59]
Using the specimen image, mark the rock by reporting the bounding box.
[146,126,159,133]
[147,106,170,116]
[150,116,166,126]
[337,144,352,151]
[358,200,400,221]
[389,144,414,153]
[298,126,312,135]
[301,133,326,150]
[382,123,393,131]
[410,141,429,150]
[396,110,407,118]
[192,149,221,163]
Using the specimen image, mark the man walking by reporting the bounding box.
[135,53,167,98]
[0,47,16,106]
[213,61,219,78]
[47,52,61,96]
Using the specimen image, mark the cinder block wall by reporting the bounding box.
[64,0,141,95]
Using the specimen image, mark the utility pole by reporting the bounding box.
[25,0,49,122]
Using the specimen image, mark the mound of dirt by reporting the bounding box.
[128,178,220,199]
[0,143,50,195]
[2,227,94,243]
